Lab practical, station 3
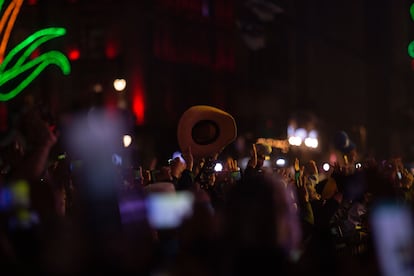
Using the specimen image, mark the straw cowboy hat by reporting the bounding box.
[177,105,237,159]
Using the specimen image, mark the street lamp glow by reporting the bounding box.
[295,128,307,139]
[288,136,302,146]
[304,137,318,148]
[308,130,318,138]
[113,78,126,92]
[276,158,286,167]
[123,135,132,147]
[214,162,223,172]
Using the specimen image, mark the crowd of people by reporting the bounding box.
[0,103,414,275]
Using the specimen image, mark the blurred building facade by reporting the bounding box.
[7,0,414,164]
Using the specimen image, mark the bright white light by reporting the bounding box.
[304,137,318,148]
[276,158,286,167]
[214,162,223,172]
[304,137,312,147]
[113,78,127,92]
[295,128,307,139]
[123,135,132,147]
[355,162,362,169]
[308,130,318,138]
[287,125,295,137]
[172,151,182,159]
[323,163,330,172]
[172,151,185,163]
[288,136,302,146]
[146,192,194,229]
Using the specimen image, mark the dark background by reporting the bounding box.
[4,0,414,167]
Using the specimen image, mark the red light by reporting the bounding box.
[105,41,119,59]
[131,70,145,125]
[27,0,37,5]
[68,48,80,60]
[132,93,145,125]
[30,48,40,59]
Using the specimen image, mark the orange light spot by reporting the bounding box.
[0,0,24,63]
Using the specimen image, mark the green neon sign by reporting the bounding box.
[0,0,71,101]
[409,4,414,59]
[408,40,414,59]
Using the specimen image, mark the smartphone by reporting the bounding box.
[370,201,414,276]
[145,191,194,229]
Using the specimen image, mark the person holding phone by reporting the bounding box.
[244,143,272,179]
[171,146,196,192]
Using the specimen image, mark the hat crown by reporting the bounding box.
[177,105,237,158]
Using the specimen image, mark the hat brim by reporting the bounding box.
[177,105,237,159]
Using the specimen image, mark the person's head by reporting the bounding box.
[304,160,318,176]
[255,143,271,168]
[152,166,173,183]
[222,173,302,255]
[169,156,186,179]
[346,147,358,164]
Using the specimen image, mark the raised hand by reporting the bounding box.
[225,156,238,172]
[181,146,194,171]
[247,143,258,168]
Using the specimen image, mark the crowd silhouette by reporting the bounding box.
[0,103,413,276]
